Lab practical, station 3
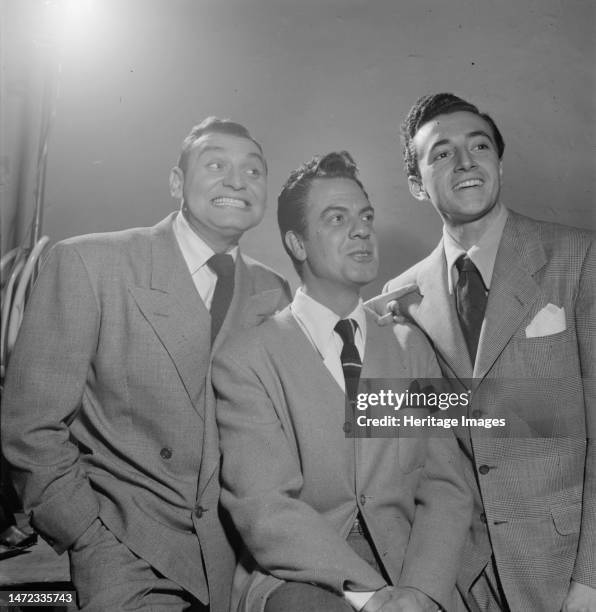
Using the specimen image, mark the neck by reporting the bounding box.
[182,207,239,253]
[302,280,361,318]
[443,202,502,249]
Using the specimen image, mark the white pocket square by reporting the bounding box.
[525,304,566,338]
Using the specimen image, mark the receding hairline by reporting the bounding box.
[185,132,267,167]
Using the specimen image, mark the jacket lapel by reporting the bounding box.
[129,215,211,414]
[210,255,286,352]
[474,213,546,379]
[409,243,473,380]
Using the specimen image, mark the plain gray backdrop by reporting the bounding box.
[3,0,595,295]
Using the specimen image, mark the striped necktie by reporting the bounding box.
[334,318,362,402]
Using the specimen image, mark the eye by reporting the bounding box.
[245,167,263,178]
[432,150,451,162]
[362,211,374,224]
[206,161,224,171]
[329,213,345,225]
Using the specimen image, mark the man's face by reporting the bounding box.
[296,177,378,295]
[410,111,502,226]
[170,132,267,248]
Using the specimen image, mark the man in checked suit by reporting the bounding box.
[382,94,595,611]
[212,151,472,612]
[1,117,290,611]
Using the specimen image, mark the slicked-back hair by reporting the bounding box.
[277,151,368,275]
[176,116,266,174]
[401,93,505,178]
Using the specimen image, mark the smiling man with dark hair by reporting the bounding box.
[1,117,290,611]
[383,93,596,612]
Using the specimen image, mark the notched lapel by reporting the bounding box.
[411,245,473,380]
[474,215,546,379]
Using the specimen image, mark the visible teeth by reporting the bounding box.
[212,197,246,208]
[455,179,483,189]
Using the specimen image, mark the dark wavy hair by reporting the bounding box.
[401,93,505,178]
[277,151,368,274]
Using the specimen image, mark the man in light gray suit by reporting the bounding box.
[382,93,595,612]
[1,117,290,611]
[213,151,472,612]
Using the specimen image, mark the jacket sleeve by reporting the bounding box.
[572,237,596,589]
[212,339,387,596]
[393,324,473,609]
[1,243,101,552]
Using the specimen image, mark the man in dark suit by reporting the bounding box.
[212,151,472,612]
[382,94,595,611]
[1,117,290,611]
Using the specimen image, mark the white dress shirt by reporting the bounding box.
[290,288,373,609]
[172,211,238,309]
[290,287,366,392]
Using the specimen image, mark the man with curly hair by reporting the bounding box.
[213,150,472,612]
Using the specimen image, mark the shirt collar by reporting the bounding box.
[173,210,238,275]
[443,203,508,293]
[291,287,366,356]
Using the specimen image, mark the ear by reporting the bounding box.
[285,231,306,263]
[408,176,428,201]
[169,166,184,199]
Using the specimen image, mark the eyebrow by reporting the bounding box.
[429,130,494,153]
[320,204,374,218]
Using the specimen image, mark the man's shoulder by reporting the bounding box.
[241,254,288,283]
[508,210,594,250]
[384,248,439,293]
[56,216,171,259]
[215,306,293,364]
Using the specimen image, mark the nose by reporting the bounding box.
[223,166,245,190]
[350,217,372,239]
[454,147,477,172]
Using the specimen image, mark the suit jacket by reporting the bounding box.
[384,211,595,612]
[212,307,472,612]
[1,213,291,611]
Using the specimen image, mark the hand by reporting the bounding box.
[379,587,439,612]
[363,285,417,326]
[562,580,596,612]
[384,300,407,325]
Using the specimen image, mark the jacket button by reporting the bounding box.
[195,505,206,519]
[479,512,487,524]
[478,464,490,475]
[160,447,172,460]
[359,494,367,505]
[343,422,352,434]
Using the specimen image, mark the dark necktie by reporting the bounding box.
[455,254,487,363]
[207,253,235,344]
[334,318,363,403]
